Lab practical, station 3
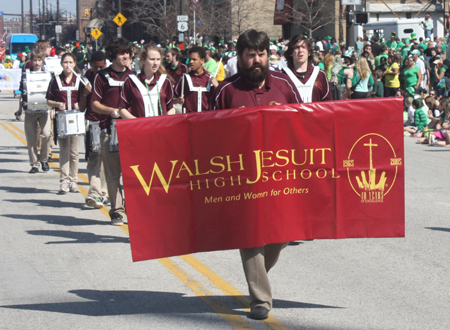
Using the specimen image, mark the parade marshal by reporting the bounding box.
[211,29,301,320]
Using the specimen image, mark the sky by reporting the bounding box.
[1,0,77,18]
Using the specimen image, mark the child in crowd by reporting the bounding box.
[424,99,450,146]
[370,70,384,98]
[404,99,427,135]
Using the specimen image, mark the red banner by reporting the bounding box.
[117,99,405,262]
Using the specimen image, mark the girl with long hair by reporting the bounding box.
[351,57,373,99]
[119,46,175,118]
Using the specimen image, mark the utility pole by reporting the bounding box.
[76,0,80,41]
[43,0,46,39]
[21,0,24,33]
[30,0,33,33]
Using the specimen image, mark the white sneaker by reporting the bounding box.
[58,181,69,194]
[429,134,436,146]
[85,195,103,209]
[69,182,80,193]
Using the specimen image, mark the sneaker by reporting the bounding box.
[41,162,49,172]
[429,134,436,146]
[85,195,104,209]
[101,196,111,205]
[110,213,124,226]
[69,182,80,193]
[29,167,39,174]
[58,181,69,194]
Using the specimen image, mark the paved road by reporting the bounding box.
[0,91,449,330]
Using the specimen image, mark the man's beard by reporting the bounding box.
[241,62,269,84]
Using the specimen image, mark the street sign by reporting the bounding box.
[113,13,127,27]
[117,27,122,38]
[177,15,188,22]
[76,30,79,41]
[177,21,188,32]
[178,33,184,43]
[55,25,62,34]
[91,28,102,39]
[341,0,361,5]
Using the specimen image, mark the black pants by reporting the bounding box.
[352,91,369,99]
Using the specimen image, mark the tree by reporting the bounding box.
[230,0,258,37]
[128,0,180,42]
[271,0,337,38]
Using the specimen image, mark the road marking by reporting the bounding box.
[159,258,254,330]
[0,122,27,145]
[7,122,25,135]
[1,121,291,329]
[180,255,291,330]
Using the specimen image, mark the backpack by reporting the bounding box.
[330,63,344,100]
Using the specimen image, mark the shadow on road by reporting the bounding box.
[3,214,106,227]
[425,227,450,233]
[0,187,54,194]
[0,289,341,316]
[25,230,129,244]
[3,198,85,208]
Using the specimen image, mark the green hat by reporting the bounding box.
[411,33,417,39]
[325,36,331,40]
[343,50,353,58]
[404,38,410,44]
[406,87,415,96]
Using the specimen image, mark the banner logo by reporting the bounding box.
[345,133,400,203]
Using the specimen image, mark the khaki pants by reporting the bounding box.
[24,111,51,167]
[101,131,124,216]
[59,135,81,183]
[85,122,107,198]
[240,242,288,310]
[174,103,183,114]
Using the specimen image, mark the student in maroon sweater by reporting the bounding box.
[212,29,301,321]
[119,45,174,118]
[91,37,132,226]
[78,51,108,209]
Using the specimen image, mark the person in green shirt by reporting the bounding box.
[204,49,217,74]
[404,56,423,92]
[385,32,398,50]
[375,45,389,67]
[404,99,427,134]
[370,70,384,98]
[401,39,411,61]
[418,38,428,51]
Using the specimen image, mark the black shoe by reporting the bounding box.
[41,162,49,172]
[248,306,269,320]
[14,111,22,121]
[48,155,53,162]
[29,167,39,174]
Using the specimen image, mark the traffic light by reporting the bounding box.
[355,12,368,24]
[85,9,90,17]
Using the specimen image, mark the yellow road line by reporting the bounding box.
[7,122,25,135]
[1,121,289,329]
[180,255,291,330]
[0,122,27,145]
[159,258,254,330]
